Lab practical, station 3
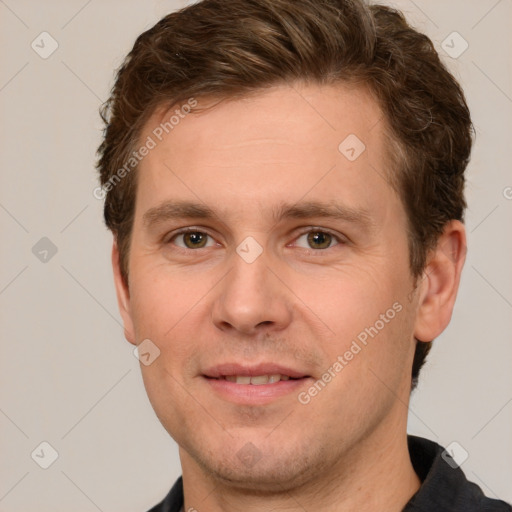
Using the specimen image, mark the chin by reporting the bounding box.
[184,435,327,493]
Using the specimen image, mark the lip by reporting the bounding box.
[202,362,313,405]
[203,363,309,379]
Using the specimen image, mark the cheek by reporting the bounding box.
[287,260,406,337]
[128,271,210,432]
[127,277,200,411]
[341,300,414,400]
[293,263,414,388]
[299,299,415,433]
[128,263,209,338]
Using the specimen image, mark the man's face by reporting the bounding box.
[116,83,420,489]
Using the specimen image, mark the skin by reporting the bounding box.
[112,82,466,511]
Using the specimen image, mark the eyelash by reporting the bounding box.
[164,227,346,253]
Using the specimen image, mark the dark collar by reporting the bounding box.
[404,435,510,511]
[147,435,511,512]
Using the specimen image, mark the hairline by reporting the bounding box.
[117,79,420,284]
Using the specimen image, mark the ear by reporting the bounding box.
[112,239,136,345]
[414,220,467,342]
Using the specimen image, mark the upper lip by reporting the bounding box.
[203,363,309,379]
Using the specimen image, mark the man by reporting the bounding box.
[96,0,511,510]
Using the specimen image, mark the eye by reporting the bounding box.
[294,230,342,250]
[169,229,216,249]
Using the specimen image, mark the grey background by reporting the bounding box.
[0,1,511,510]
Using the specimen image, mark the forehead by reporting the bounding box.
[134,82,398,222]
[144,82,383,157]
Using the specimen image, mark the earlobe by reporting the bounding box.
[413,220,467,343]
[111,240,137,345]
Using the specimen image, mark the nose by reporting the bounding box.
[211,248,293,336]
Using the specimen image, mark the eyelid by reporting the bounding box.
[163,226,347,250]
[290,227,347,251]
[164,227,219,248]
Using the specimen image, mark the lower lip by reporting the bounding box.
[204,377,312,405]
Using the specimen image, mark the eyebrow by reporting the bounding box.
[142,200,375,231]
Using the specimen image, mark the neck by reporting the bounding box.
[179,411,421,512]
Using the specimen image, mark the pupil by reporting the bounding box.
[185,232,206,248]
[308,231,331,249]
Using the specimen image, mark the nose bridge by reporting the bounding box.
[227,239,273,308]
[212,238,292,333]
[230,253,266,299]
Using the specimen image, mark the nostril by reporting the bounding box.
[256,321,273,327]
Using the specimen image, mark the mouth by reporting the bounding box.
[202,363,312,404]
[205,374,302,385]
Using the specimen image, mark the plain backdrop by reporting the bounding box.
[0,1,511,510]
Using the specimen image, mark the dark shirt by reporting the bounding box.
[147,435,511,511]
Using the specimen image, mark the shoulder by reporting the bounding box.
[145,476,184,512]
[405,436,511,512]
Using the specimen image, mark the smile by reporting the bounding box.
[214,374,293,385]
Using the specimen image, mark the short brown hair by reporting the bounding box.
[96,0,473,388]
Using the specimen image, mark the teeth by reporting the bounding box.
[224,374,289,384]
[250,375,269,385]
